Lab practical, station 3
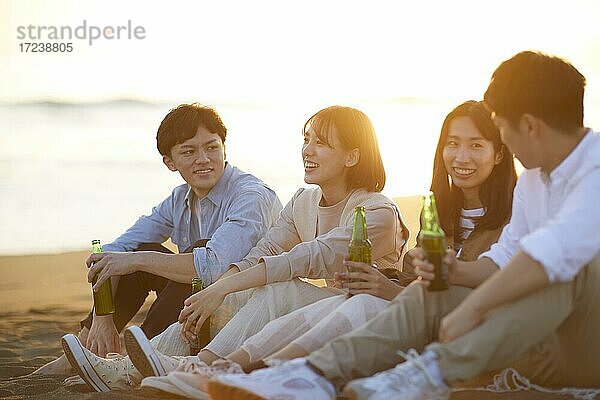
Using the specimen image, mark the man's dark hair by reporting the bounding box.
[157,103,227,156]
[484,51,586,131]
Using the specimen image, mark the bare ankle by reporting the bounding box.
[31,354,73,376]
[243,359,266,373]
[197,350,220,365]
[78,327,89,344]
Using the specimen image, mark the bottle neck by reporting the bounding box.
[191,278,203,294]
[421,195,444,235]
[351,209,368,241]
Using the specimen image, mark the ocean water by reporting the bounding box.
[3,99,596,255]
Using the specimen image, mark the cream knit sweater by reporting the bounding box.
[233,187,408,283]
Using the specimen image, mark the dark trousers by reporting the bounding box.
[81,240,206,339]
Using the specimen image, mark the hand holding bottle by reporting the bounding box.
[337,260,402,300]
[409,247,458,288]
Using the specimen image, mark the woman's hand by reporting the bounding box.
[409,247,458,287]
[178,318,198,346]
[338,260,402,300]
[178,283,226,337]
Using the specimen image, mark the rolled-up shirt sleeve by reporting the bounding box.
[519,169,600,283]
[193,188,282,285]
[264,203,401,284]
[102,194,176,253]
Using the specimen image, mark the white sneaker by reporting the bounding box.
[61,334,138,392]
[342,349,450,400]
[139,374,190,398]
[207,358,336,400]
[142,359,244,399]
[123,325,186,377]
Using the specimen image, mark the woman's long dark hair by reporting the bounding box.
[430,100,517,240]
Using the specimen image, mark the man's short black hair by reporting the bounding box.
[157,103,227,156]
[484,51,585,132]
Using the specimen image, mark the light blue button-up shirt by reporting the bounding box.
[103,163,282,285]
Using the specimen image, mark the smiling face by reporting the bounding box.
[163,125,226,198]
[302,124,357,204]
[443,116,503,201]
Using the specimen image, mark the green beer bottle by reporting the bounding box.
[190,277,212,352]
[91,240,115,315]
[347,206,372,296]
[419,192,449,291]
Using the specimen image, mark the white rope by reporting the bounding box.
[452,368,600,400]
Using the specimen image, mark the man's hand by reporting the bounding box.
[409,247,458,287]
[86,252,139,290]
[438,301,482,343]
[86,314,120,357]
[439,252,549,343]
[337,260,402,300]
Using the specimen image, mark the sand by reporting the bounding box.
[0,251,177,399]
[0,197,583,399]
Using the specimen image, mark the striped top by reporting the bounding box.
[456,207,485,257]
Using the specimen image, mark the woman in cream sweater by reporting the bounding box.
[140,100,517,399]
[61,105,408,392]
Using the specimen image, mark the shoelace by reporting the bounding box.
[105,353,133,386]
[248,359,304,382]
[264,358,286,368]
[180,358,209,373]
[386,349,439,389]
[182,359,243,377]
[210,360,244,374]
[452,368,600,400]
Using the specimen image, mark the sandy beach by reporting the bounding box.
[0,197,583,399]
[0,250,178,399]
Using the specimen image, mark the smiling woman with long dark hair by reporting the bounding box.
[429,100,516,257]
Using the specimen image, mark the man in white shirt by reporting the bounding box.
[207,51,600,400]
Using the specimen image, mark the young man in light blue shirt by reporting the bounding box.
[35,103,281,375]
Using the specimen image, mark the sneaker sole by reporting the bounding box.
[141,375,191,398]
[61,335,111,392]
[124,326,165,378]
[341,387,362,400]
[206,379,265,400]
[344,384,449,400]
[169,372,210,400]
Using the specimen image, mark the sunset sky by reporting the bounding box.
[1,0,600,110]
[2,0,600,254]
